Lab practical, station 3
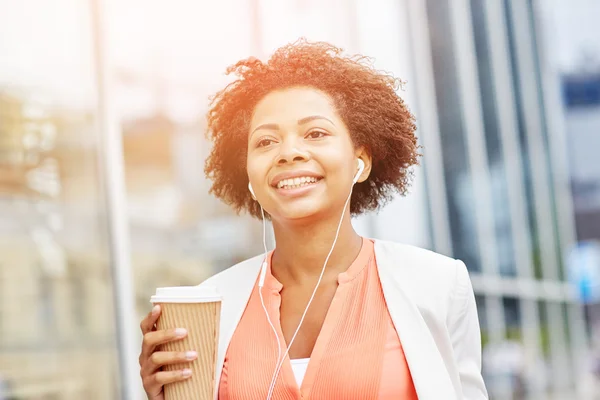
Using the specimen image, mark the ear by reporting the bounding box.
[354,147,372,183]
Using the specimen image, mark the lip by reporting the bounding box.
[273,179,323,198]
[270,170,324,188]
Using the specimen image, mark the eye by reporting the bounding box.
[306,130,327,139]
[256,138,276,148]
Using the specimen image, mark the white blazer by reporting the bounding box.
[198,239,489,400]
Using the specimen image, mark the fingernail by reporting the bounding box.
[175,328,187,337]
[152,305,160,316]
[185,351,197,360]
[182,368,192,377]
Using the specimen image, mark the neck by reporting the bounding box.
[270,208,363,286]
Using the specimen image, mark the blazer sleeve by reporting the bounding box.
[447,260,489,400]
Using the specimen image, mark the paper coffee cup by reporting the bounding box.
[150,286,221,400]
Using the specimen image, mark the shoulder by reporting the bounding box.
[197,253,264,289]
[373,239,471,306]
[373,239,460,278]
[373,239,455,263]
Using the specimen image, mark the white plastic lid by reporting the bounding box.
[150,286,221,303]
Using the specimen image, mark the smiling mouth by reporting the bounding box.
[275,176,322,190]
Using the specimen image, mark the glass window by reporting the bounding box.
[469,0,517,277]
[526,0,566,281]
[503,0,564,281]
[425,0,482,272]
[503,0,544,280]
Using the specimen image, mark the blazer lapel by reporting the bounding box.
[374,240,457,400]
[211,255,263,400]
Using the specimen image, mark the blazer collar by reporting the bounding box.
[211,240,457,400]
[212,254,263,399]
[374,240,458,400]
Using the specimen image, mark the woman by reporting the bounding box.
[139,40,488,400]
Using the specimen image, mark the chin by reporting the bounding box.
[272,203,326,224]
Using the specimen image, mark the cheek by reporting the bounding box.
[246,159,257,183]
[321,150,354,181]
[246,154,267,186]
[322,137,356,173]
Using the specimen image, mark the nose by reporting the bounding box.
[276,137,309,165]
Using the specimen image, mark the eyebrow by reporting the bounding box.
[298,115,335,126]
[250,115,335,136]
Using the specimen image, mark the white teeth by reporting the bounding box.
[276,176,319,189]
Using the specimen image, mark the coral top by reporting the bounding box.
[218,238,418,399]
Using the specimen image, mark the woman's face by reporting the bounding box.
[247,86,368,223]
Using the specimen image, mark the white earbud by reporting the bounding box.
[248,182,256,200]
[353,159,365,184]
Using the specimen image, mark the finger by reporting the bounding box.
[140,305,161,334]
[144,350,198,375]
[144,328,188,348]
[153,369,193,386]
[142,369,191,397]
[139,307,158,336]
[141,328,188,361]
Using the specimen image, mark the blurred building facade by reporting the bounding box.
[562,61,600,398]
[1,0,598,399]
[564,73,600,241]
[0,90,119,398]
[416,0,589,397]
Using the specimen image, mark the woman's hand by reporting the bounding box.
[139,305,198,400]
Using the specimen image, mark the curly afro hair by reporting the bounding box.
[204,39,420,219]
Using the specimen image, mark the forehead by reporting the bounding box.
[251,87,339,124]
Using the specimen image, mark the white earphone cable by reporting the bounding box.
[257,206,283,394]
[252,160,363,399]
